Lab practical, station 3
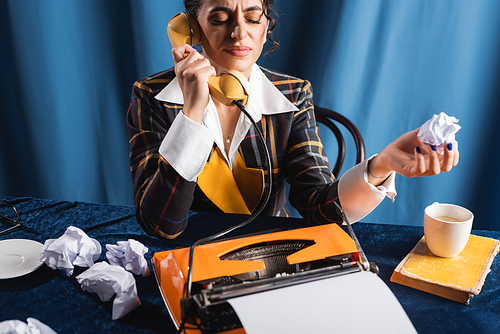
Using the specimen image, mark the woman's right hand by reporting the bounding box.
[172,44,216,124]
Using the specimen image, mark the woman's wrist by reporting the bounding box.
[182,105,205,124]
[367,155,393,185]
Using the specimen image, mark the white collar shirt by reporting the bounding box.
[155,63,297,182]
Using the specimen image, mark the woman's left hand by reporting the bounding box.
[367,128,459,184]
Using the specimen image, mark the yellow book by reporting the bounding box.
[390,234,500,304]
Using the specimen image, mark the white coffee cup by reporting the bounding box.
[424,202,474,258]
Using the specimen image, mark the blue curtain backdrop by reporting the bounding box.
[1,0,499,230]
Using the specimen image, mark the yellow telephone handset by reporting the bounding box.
[167,12,201,48]
[167,12,251,106]
[207,70,250,106]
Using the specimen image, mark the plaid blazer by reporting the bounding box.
[127,66,342,239]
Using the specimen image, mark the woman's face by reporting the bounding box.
[196,0,268,78]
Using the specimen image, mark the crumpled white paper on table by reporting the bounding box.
[105,239,150,277]
[0,317,57,334]
[39,226,101,276]
[76,262,141,320]
[417,112,461,154]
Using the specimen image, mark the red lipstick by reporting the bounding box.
[225,46,250,57]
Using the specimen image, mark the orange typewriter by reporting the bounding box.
[152,216,377,334]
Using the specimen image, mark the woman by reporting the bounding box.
[127,0,459,239]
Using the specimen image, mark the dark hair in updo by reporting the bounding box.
[184,0,279,53]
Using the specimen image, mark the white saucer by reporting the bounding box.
[0,239,44,279]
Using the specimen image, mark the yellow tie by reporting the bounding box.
[197,147,264,214]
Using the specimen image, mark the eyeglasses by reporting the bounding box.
[0,200,39,236]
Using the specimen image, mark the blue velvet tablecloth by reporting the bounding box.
[0,196,499,333]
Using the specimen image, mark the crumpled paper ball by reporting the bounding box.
[75,262,141,320]
[417,112,461,154]
[39,226,101,276]
[0,317,57,334]
[105,239,150,277]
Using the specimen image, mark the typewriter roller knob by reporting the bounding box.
[369,262,380,276]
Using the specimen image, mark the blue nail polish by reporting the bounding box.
[416,146,422,154]
[447,143,453,151]
[430,145,436,151]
